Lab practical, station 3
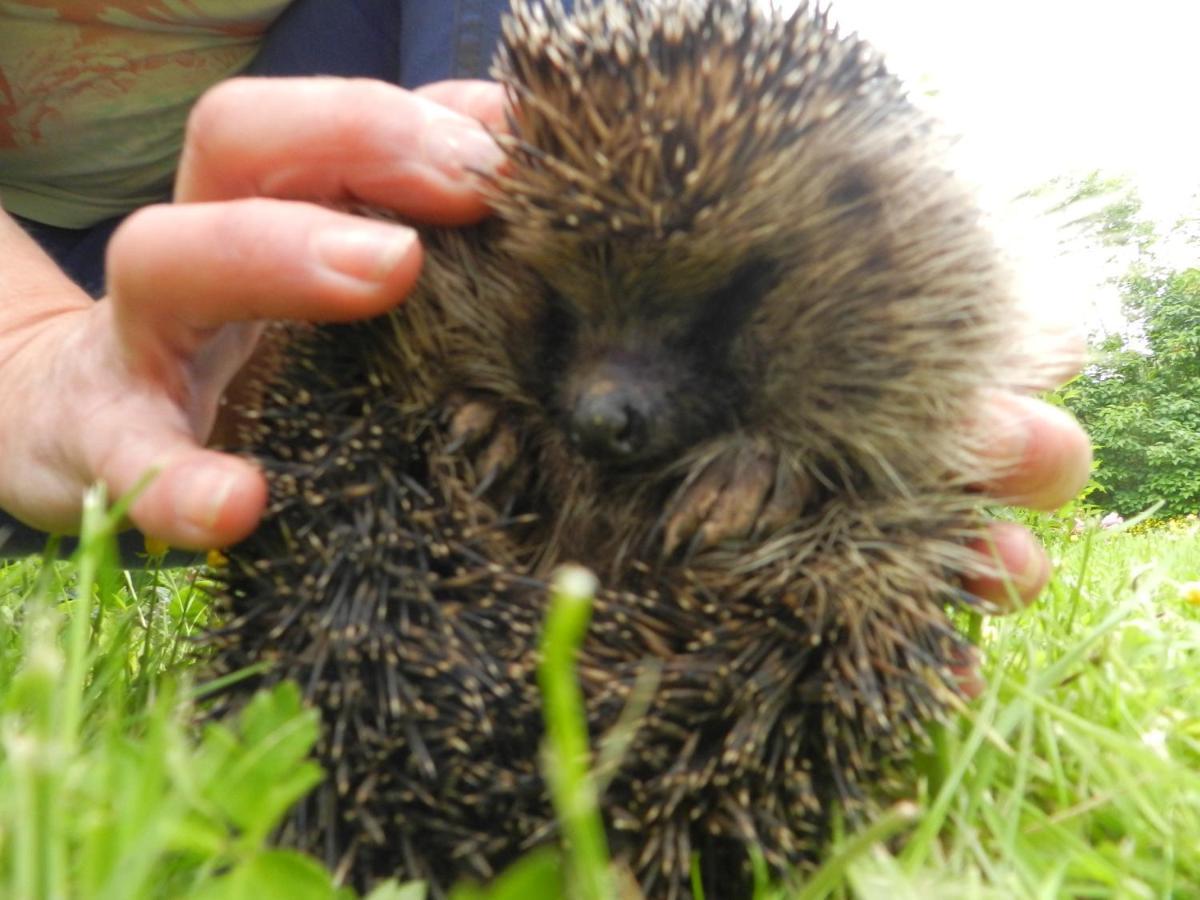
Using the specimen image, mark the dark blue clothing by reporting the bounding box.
[250,0,506,87]
[2,0,540,559]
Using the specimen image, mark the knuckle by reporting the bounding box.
[321,78,419,142]
[106,204,168,281]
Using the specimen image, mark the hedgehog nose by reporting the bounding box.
[569,384,650,461]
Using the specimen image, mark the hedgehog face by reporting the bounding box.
[493,0,1008,489]
[507,157,922,478]
[531,254,779,469]
[217,3,1026,894]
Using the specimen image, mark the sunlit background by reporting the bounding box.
[774,0,1200,332]
[827,0,1199,213]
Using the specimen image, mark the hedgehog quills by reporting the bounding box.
[212,1,1037,897]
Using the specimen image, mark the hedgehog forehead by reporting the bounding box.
[500,225,771,334]
[494,0,903,242]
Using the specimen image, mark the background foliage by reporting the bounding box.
[1052,174,1200,518]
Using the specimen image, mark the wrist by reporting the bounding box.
[0,210,94,328]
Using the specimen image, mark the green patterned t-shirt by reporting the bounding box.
[0,1,292,227]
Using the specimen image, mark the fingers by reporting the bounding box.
[94,421,268,550]
[176,77,507,223]
[955,522,1047,701]
[976,392,1093,511]
[957,391,1087,694]
[107,200,422,345]
[0,305,266,550]
[953,388,1089,696]
[103,76,510,549]
[949,645,986,700]
[963,520,1051,610]
[73,306,268,549]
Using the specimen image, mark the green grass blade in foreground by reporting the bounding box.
[898,519,1200,895]
[537,565,614,900]
[5,484,118,898]
[0,482,345,900]
[60,485,113,742]
[450,850,564,900]
[791,803,920,900]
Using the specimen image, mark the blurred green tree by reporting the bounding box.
[1052,174,1200,517]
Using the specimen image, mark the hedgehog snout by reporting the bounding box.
[560,341,735,469]
[567,373,655,463]
[560,344,701,468]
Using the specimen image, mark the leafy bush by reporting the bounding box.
[1052,175,1200,518]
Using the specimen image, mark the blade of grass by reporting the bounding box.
[538,565,613,900]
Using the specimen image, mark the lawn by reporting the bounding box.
[0,491,1197,898]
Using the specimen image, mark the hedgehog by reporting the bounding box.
[210,1,1044,897]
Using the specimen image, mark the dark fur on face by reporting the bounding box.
[211,2,1042,897]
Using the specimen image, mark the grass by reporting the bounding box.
[889,514,1200,898]
[0,497,1197,899]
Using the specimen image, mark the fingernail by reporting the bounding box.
[1008,552,1051,609]
[313,225,416,285]
[178,466,239,533]
[424,117,505,179]
[949,645,985,700]
[965,522,1052,611]
[994,526,1051,602]
[1010,540,1050,596]
[980,391,1033,474]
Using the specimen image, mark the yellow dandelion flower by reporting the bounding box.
[1181,581,1200,606]
[143,536,170,557]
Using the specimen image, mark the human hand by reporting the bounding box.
[954,386,1093,696]
[969,391,1092,602]
[0,77,507,551]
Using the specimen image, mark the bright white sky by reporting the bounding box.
[819,0,1200,213]
[776,0,1200,329]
